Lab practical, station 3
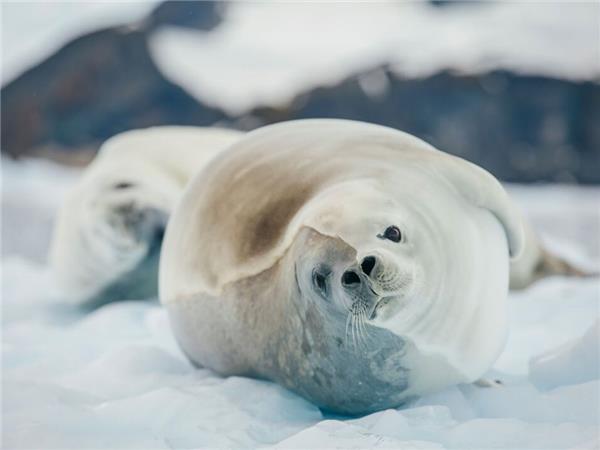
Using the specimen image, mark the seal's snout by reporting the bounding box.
[341,255,380,290]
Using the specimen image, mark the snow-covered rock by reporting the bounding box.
[149,2,600,114]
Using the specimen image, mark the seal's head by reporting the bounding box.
[296,214,423,345]
[289,163,523,395]
[51,167,178,306]
[303,226,418,321]
[294,227,419,360]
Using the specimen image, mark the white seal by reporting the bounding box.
[160,119,525,414]
[49,126,243,306]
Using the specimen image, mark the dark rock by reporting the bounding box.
[146,0,225,31]
[1,1,229,160]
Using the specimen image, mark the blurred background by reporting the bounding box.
[2,4,600,448]
[2,0,599,183]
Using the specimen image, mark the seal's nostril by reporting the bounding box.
[361,256,376,277]
[342,270,361,287]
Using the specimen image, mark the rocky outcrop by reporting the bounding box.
[1,1,228,161]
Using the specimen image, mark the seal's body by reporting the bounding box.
[51,124,585,308]
[160,119,524,414]
[50,126,242,306]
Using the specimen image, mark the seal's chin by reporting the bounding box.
[366,264,420,323]
[345,288,401,323]
[369,297,393,320]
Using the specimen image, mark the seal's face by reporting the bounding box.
[56,174,174,306]
[85,177,169,249]
[295,215,423,348]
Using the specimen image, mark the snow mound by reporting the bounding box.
[149,2,600,114]
[2,158,599,449]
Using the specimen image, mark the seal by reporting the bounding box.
[50,126,585,308]
[159,119,525,415]
[49,126,243,306]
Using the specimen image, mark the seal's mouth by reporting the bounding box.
[368,296,395,320]
[345,271,406,322]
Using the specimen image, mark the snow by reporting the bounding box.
[2,157,600,449]
[529,320,600,391]
[149,1,600,114]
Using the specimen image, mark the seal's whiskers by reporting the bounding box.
[345,312,352,347]
[343,300,373,351]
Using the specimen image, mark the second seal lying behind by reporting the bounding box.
[50,126,242,306]
[160,119,524,415]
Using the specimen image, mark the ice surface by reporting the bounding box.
[149,2,600,114]
[529,320,600,391]
[2,158,599,449]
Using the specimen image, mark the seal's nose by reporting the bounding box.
[360,255,377,277]
[341,270,361,288]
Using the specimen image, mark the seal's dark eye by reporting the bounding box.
[312,267,330,299]
[315,273,326,291]
[382,225,402,243]
[113,182,134,190]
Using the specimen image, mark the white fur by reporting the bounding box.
[509,218,544,288]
